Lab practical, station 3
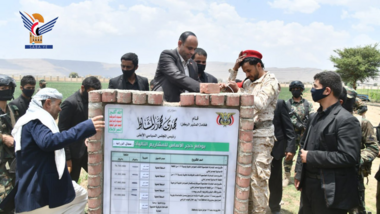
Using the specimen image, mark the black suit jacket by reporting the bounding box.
[200,72,218,83]
[9,95,30,117]
[58,90,88,160]
[108,74,149,91]
[153,49,200,102]
[295,102,361,210]
[272,99,296,160]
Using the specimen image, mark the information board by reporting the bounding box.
[104,105,239,214]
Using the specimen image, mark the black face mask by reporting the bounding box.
[122,69,135,78]
[291,90,302,98]
[311,87,328,102]
[81,90,89,102]
[22,88,35,98]
[197,64,206,75]
[41,84,46,89]
[0,89,13,101]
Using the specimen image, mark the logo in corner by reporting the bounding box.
[216,112,235,127]
[19,11,59,49]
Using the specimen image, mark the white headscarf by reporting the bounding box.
[12,88,66,179]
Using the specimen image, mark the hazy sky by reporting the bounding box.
[1,0,379,69]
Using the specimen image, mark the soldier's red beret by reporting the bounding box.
[239,50,263,60]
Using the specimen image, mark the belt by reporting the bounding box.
[254,121,272,129]
[306,172,321,180]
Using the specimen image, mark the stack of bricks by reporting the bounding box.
[87,88,254,214]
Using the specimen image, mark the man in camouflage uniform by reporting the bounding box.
[0,74,19,213]
[224,50,280,214]
[341,87,379,214]
[283,81,314,186]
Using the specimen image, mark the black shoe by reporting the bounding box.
[272,211,281,214]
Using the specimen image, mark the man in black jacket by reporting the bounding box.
[269,99,296,214]
[295,71,361,213]
[108,53,149,91]
[9,75,36,117]
[153,31,200,102]
[58,76,101,182]
[191,48,218,83]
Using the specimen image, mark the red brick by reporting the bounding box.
[88,186,102,198]
[240,94,254,106]
[234,198,248,212]
[89,91,102,103]
[88,131,103,141]
[210,94,225,106]
[238,153,252,164]
[195,94,210,106]
[180,94,195,106]
[239,119,254,130]
[88,208,102,214]
[239,130,253,142]
[102,90,116,102]
[226,94,240,106]
[88,197,102,209]
[235,186,250,200]
[132,92,147,104]
[200,83,220,94]
[88,141,102,153]
[88,163,103,175]
[148,92,164,105]
[117,90,132,103]
[240,107,254,119]
[236,174,251,187]
[239,141,253,153]
[88,175,102,187]
[88,152,103,164]
[237,164,252,176]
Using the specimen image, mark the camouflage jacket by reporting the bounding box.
[0,104,19,158]
[287,98,315,134]
[229,70,280,127]
[359,117,379,167]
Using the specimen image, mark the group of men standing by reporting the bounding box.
[0,29,379,214]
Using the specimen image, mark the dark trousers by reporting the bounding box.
[377,180,380,214]
[269,158,282,212]
[299,177,347,214]
[70,152,88,182]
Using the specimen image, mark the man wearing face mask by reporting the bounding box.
[108,53,149,91]
[294,71,361,214]
[191,48,217,83]
[9,75,36,117]
[282,81,314,187]
[221,50,280,214]
[58,76,102,182]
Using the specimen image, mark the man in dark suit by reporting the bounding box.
[269,99,296,214]
[9,75,36,117]
[58,76,101,182]
[108,53,149,91]
[153,31,200,102]
[295,71,361,214]
[191,48,218,83]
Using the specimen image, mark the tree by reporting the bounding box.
[69,72,79,78]
[330,44,380,89]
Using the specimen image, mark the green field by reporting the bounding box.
[357,89,380,102]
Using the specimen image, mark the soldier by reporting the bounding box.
[221,50,280,214]
[283,81,314,186]
[341,87,379,214]
[0,74,19,213]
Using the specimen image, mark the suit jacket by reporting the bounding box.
[14,119,96,212]
[108,74,149,91]
[9,95,30,117]
[295,102,361,210]
[272,99,296,160]
[58,90,88,160]
[200,72,218,83]
[153,49,200,102]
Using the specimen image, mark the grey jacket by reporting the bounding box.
[153,49,200,102]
